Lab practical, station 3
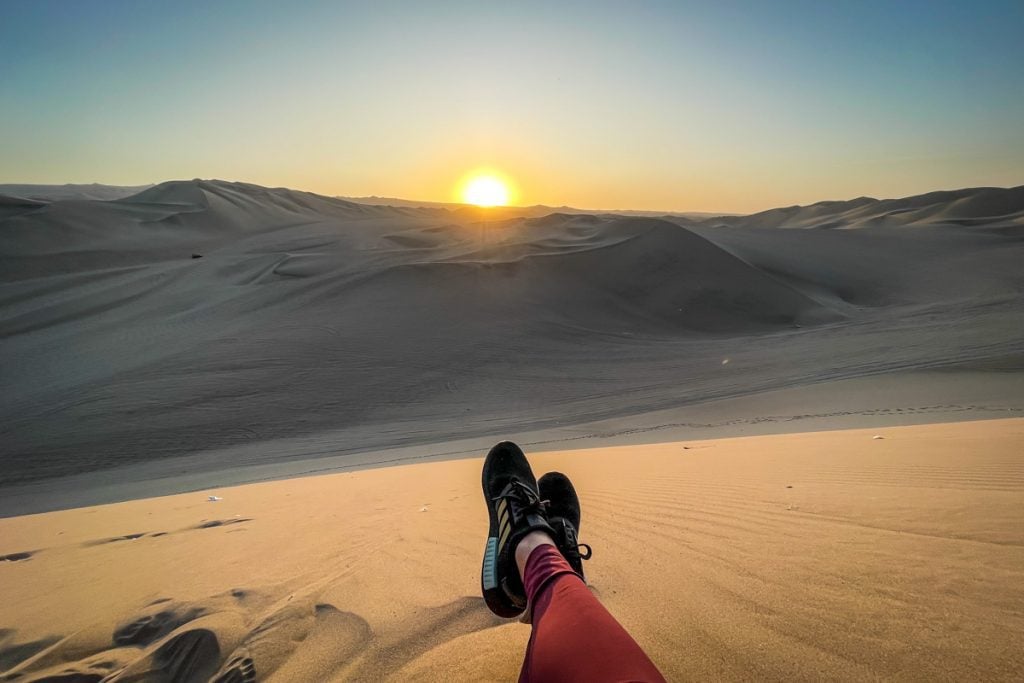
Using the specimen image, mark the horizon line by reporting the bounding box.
[1,177,1022,217]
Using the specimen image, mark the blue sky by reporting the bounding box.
[2,0,1022,211]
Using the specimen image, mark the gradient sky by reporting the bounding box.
[2,1,1022,212]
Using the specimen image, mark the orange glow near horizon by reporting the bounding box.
[457,170,516,207]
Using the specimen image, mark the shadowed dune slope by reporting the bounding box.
[0,195,48,222]
[343,216,841,334]
[2,180,1023,486]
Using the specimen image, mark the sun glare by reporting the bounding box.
[461,174,511,207]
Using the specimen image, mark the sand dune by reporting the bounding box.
[1,181,1022,679]
[692,185,1024,231]
[0,419,1021,681]
[0,183,155,203]
[1,180,1023,505]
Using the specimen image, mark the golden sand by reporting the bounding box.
[1,418,1022,681]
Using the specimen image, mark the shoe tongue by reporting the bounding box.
[502,481,544,521]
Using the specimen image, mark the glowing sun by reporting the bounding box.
[462,174,510,207]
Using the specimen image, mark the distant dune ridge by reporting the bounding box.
[339,194,734,220]
[0,183,154,202]
[696,185,1024,231]
[1,179,1023,497]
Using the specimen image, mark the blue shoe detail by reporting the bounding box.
[482,537,498,590]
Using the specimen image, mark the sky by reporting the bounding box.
[1,0,1022,213]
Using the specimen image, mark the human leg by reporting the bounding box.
[516,538,665,682]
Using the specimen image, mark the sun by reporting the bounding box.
[461,174,511,207]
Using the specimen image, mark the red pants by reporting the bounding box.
[519,545,666,683]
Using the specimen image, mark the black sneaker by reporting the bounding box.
[538,472,592,580]
[481,441,555,618]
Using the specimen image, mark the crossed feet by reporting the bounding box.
[480,441,592,619]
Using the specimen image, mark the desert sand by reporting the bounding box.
[1,419,1022,681]
[1,181,1023,679]
[2,181,1023,512]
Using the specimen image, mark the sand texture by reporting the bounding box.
[1,419,1022,681]
[2,180,1023,512]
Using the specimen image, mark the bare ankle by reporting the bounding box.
[515,530,557,580]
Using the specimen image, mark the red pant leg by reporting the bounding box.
[519,544,666,683]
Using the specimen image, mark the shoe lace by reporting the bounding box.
[492,478,548,516]
[555,517,592,562]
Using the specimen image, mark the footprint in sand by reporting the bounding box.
[111,627,220,682]
[0,629,121,681]
[211,654,257,683]
[0,628,61,673]
[1,592,507,682]
[344,596,506,679]
[2,591,263,681]
[211,601,371,682]
[113,604,208,647]
[76,519,253,550]
[82,532,149,547]
[0,551,34,562]
[195,519,252,530]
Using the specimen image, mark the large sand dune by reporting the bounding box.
[1,181,1023,510]
[0,420,1021,681]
